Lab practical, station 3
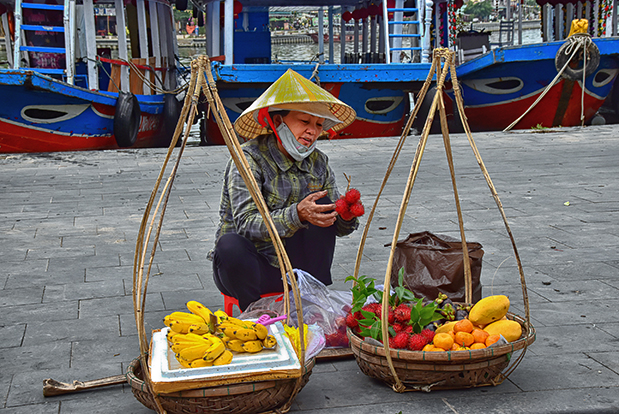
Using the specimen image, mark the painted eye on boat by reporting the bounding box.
[364,96,403,114]
[592,69,618,88]
[21,104,90,124]
[462,77,524,95]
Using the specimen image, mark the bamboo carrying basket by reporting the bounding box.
[129,56,313,413]
[347,49,536,392]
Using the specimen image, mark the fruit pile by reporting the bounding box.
[164,301,277,368]
[335,188,365,221]
[345,286,523,352]
[424,294,522,351]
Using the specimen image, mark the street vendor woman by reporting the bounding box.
[208,69,359,311]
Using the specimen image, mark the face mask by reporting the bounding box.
[275,121,317,162]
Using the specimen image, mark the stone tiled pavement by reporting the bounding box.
[1,125,619,413]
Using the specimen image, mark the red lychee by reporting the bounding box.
[391,332,410,349]
[335,197,349,216]
[344,188,361,204]
[394,304,411,323]
[420,328,435,344]
[345,311,360,328]
[408,334,427,351]
[392,323,406,334]
[349,201,365,217]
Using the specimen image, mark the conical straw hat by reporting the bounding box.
[234,69,356,140]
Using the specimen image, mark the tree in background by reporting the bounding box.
[463,0,494,21]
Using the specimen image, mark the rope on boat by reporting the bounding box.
[503,34,592,132]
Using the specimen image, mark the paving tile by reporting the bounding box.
[1,301,78,324]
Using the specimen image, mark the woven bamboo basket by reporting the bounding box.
[126,358,315,414]
[129,56,313,413]
[347,48,535,392]
[348,313,535,391]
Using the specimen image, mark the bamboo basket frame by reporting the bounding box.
[348,48,534,392]
[131,56,310,413]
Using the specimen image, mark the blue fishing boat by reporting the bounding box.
[0,0,182,153]
[191,0,618,145]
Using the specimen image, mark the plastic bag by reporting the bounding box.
[243,269,353,349]
[389,232,484,303]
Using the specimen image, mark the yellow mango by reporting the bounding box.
[483,320,522,342]
[435,321,458,334]
[468,295,510,326]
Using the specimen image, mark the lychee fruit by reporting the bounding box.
[408,333,427,351]
[391,332,410,349]
[394,304,411,323]
[335,197,349,216]
[344,188,361,204]
[420,328,435,344]
[345,311,360,328]
[349,201,365,217]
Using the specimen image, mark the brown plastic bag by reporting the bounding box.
[389,231,484,303]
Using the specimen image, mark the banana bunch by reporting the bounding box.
[163,300,231,368]
[216,312,278,354]
[167,331,232,368]
[163,301,278,369]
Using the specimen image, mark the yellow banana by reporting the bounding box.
[169,320,193,334]
[177,357,192,368]
[178,344,210,362]
[241,340,263,353]
[225,339,246,353]
[170,332,210,345]
[190,359,214,368]
[203,340,226,362]
[213,350,233,366]
[166,311,205,325]
[214,310,229,324]
[262,335,277,349]
[253,323,269,340]
[227,317,254,329]
[186,301,217,332]
[171,342,195,353]
[220,325,239,340]
[234,328,258,341]
[188,323,211,335]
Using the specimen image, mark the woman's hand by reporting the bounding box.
[297,190,337,227]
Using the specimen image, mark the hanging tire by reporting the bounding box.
[555,35,600,81]
[156,93,182,147]
[176,0,187,11]
[114,92,141,148]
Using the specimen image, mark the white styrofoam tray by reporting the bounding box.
[150,321,301,383]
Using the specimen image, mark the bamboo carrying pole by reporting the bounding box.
[131,56,308,414]
[352,48,531,392]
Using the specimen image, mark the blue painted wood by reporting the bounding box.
[21,24,65,32]
[22,3,64,10]
[213,63,434,84]
[20,46,66,53]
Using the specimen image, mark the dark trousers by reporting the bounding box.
[212,221,337,311]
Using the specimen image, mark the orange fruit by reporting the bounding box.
[485,334,501,347]
[472,328,489,344]
[433,333,454,351]
[447,331,456,340]
[455,346,470,351]
[451,343,459,350]
[454,331,475,347]
[422,344,435,352]
[470,342,486,350]
[454,319,474,334]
